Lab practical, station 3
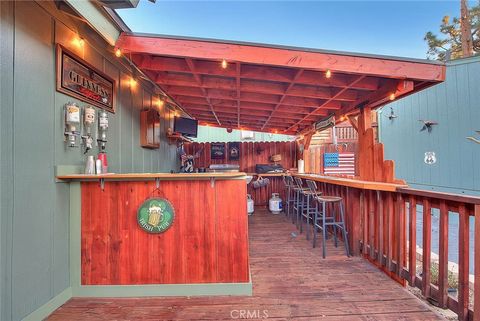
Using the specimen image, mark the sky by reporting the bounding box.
[116,1,468,59]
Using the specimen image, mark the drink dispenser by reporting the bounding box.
[64,102,81,147]
[81,106,95,154]
[97,111,108,151]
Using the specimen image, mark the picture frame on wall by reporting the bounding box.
[211,143,225,160]
[228,142,240,161]
[56,44,116,113]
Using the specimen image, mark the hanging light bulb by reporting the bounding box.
[325,69,332,79]
[389,93,396,101]
[129,77,137,88]
[72,36,84,47]
[115,48,122,57]
[157,98,165,108]
[221,59,228,69]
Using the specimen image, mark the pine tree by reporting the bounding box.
[424,1,480,61]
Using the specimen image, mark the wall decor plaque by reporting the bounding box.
[137,198,175,233]
[56,44,116,113]
[228,142,240,161]
[211,143,226,160]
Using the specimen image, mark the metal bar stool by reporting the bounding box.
[305,180,323,241]
[293,177,316,231]
[282,175,295,219]
[309,184,350,258]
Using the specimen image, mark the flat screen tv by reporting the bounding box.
[174,116,198,137]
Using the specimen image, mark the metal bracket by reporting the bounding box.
[210,177,215,188]
[155,178,160,189]
[100,178,105,191]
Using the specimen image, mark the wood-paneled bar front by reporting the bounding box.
[58,173,250,289]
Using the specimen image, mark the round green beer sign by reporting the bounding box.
[137,198,175,233]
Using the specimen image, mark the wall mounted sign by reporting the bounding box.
[424,152,437,165]
[56,44,116,113]
[228,142,240,161]
[137,198,175,233]
[211,143,225,160]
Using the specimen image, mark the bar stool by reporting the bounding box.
[293,177,316,231]
[282,175,295,219]
[308,181,350,258]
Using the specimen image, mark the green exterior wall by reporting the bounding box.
[0,2,179,320]
[193,126,294,143]
[379,56,480,195]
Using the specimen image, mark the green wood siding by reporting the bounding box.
[0,2,178,320]
[379,56,480,195]
[193,126,294,143]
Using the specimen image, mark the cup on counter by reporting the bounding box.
[84,156,95,174]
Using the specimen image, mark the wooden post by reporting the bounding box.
[438,200,449,308]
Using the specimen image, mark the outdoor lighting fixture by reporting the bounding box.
[389,93,396,101]
[155,98,164,109]
[221,59,228,69]
[72,36,84,47]
[325,69,332,78]
[115,48,122,57]
[129,77,137,88]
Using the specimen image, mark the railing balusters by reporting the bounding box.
[361,190,368,255]
[422,198,432,298]
[458,204,469,321]
[438,200,449,309]
[377,191,384,266]
[369,190,375,259]
[386,193,394,272]
[396,193,405,276]
[408,196,417,286]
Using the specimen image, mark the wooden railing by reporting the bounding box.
[314,181,480,321]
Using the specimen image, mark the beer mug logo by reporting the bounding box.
[147,204,163,227]
[424,152,436,165]
[137,198,175,233]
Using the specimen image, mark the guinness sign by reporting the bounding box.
[56,45,115,112]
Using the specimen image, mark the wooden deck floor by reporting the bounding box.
[47,209,444,320]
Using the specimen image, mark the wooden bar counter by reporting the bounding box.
[57,172,251,297]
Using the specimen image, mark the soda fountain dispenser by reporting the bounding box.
[64,102,81,147]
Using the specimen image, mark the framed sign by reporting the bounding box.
[56,44,116,113]
[228,142,240,161]
[211,143,225,160]
[137,198,175,233]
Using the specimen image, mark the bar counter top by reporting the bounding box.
[56,172,247,181]
[293,173,408,192]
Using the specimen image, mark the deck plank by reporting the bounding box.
[47,209,444,321]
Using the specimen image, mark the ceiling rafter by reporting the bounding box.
[261,69,304,130]
[285,75,366,133]
[236,62,241,127]
[184,58,221,125]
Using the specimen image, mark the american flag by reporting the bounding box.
[324,152,355,176]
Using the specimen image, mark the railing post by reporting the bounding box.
[438,200,449,309]
[422,198,431,298]
[408,196,417,286]
[458,204,469,321]
[474,204,480,321]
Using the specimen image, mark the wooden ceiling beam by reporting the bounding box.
[285,75,366,133]
[184,58,221,125]
[236,62,241,127]
[118,33,445,81]
[261,69,304,130]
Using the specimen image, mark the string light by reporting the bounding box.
[115,48,122,57]
[129,77,137,88]
[221,59,228,69]
[72,36,84,47]
[156,98,165,109]
[325,69,332,79]
[389,93,396,101]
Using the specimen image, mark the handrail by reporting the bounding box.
[307,178,479,321]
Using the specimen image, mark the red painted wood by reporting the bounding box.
[422,199,431,297]
[458,204,469,321]
[475,204,480,321]
[438,200,449,308]
[81,180,249,285]
[408,196,417,286]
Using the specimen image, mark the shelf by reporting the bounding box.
[167,132,193,145]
